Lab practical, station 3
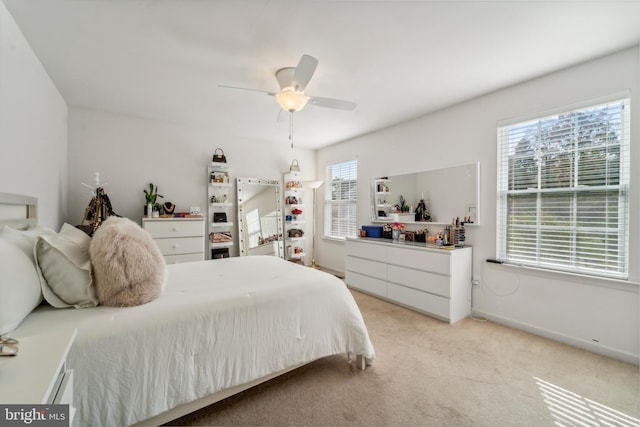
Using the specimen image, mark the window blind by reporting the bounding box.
[497,97,630,279]
[325,159,358,239]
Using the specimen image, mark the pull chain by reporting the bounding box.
[289,111,294,149]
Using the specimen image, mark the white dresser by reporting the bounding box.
[0,329,77,422]
[142,218,205,264]
[345,238,472,324]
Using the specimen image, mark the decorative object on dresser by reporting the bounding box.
[142,217,205,264]
[143,182,163,217]
[345,238,472,324]
[208,159,233,259]
[163,202,175,215]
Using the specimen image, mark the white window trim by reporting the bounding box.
[496,94,630,280]
[324,159,358,240]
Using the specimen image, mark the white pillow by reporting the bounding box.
[0,225,54,335]
[35,223,98,308]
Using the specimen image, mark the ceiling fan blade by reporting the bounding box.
[218,84,275,95]
[308,96,357,111]
[291,54,318,91]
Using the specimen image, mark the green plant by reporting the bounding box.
[397,195,409,212]
[143,183,163,206]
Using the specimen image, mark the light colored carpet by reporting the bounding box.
[167,290,639,427]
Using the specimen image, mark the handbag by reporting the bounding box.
[289,159,300,172]
[287,229,304,238]
[213,212,227,223]
[212,148,227,163]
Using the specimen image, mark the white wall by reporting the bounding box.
[67,106,316,258]
[316,46,639,363]
[0,1,67,229]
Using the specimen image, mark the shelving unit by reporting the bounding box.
[283,170,305,263]
[372,178,393,221]
[207,162,234,259]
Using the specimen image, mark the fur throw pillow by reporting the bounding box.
[89,217,166,307]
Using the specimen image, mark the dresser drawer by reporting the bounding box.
[346,255,386,279]
[345,271,387,297]
[53,369,73,405]
[154,236,204,256]
[164,253,204,264]
[387,246,450,275]
[387,283,450,321]
[346,240,386,262]
[387,265,450,297]
[144,220,204,238]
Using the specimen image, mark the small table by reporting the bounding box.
[0,328,77,418]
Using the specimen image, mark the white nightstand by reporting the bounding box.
[0,329,77,420]
[142,217,205,264]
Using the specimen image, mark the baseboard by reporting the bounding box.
[472,310,639,365]
[318,265,344,279]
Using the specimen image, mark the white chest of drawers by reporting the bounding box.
[142,218,205,264]
[345,238,472,324]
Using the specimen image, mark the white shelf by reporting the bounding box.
[210,222,233,227]
[209,182,232,188]
[210,202,233,208]
[209,162,230,170]
[210,241,233,248]
[288,253,305,259]
[285,221,305,227]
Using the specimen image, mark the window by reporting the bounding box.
[325,159,358,239]
[497,96,630,279]
[246,208,261,248]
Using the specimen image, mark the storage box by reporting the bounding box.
[361,225,383,238]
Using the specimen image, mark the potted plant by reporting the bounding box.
[143,183,163,216]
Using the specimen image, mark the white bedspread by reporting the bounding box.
[13,256,375,426]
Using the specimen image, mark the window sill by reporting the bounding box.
[492,261,638,292]
[322,235,347,243]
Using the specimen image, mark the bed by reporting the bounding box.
[0,193,375,426]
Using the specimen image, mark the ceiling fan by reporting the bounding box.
[219,54,357,114]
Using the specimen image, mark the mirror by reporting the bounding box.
[372,162,480,225]
[237,178,284,257]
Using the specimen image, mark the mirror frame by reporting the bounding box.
[371,161,480,225]
[237,177,284,257]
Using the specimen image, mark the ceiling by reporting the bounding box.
[4,1,640,150]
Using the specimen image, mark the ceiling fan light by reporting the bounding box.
[276,89,309,112]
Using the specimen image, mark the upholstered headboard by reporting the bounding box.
[0,192,38,229]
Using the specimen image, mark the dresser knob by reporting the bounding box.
[172,227,178,232]
[172,244,178,249]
